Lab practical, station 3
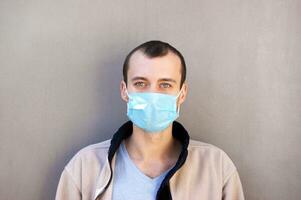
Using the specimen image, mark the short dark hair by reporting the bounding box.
[122,40,187,88]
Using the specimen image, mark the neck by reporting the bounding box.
[124,124,181,162]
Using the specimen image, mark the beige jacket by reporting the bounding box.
[56,138,244,200]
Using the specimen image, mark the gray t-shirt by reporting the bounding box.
[112,142,172,200]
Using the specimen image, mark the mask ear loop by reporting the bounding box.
[124,88,132,100]
[175,87,183,113]
[175,88,182,98]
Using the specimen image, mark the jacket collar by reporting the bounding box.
[96,120,190,200]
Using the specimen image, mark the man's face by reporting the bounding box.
[120,50,187,105]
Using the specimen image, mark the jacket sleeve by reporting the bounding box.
[222,170,245,200]
[55,168,82,200]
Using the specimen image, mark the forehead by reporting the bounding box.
[127,50,182,82]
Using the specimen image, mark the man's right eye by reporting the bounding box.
[134,82,147,88]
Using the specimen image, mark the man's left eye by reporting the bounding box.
[160,83,172,88]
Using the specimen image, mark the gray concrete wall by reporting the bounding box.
[1,0,300,199]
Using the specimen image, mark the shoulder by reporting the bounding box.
[64,139,111,174]
[77,139,111,155]
[188,139,228,156]
[188,139,234,159]
[57,140,112,197]
[187,139,237,183]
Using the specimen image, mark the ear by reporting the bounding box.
[120,80,129,102]
[178,82,188,105]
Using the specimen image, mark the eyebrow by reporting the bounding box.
[158,78,177,83]
[131,77,148,82]
[131,77,177,83]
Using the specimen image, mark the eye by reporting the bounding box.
[134,81,147,88]
[160,83,172,88]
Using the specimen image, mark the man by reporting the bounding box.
[56,41,245,200]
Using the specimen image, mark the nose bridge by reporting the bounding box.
[143,77,159,93]
[149,83,159,93]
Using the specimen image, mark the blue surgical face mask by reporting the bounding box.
[126,89,182,133]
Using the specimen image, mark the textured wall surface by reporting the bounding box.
[1,0,300,199]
